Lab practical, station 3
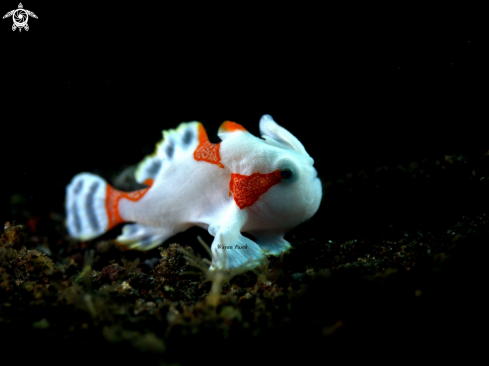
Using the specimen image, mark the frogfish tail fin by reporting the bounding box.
[65,173,125,240]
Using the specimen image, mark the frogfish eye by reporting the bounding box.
[281,169,292,179]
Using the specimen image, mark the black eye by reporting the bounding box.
[281,169,292,179]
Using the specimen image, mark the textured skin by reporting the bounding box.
[66,115,322,270]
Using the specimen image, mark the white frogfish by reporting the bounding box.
[65,115,322,269]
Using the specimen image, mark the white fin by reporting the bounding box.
[209,223,267,270]
[134,122,201,184]
[208,206,268,270]
[116,223,171,251]
[254,234,292,256]
[66,173,109,240]
[210,236,266,270]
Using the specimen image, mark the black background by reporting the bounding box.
[1,2,485,232]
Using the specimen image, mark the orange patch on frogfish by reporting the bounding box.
[193,124,224,168]
[105,181,153,230]
[220,121,247,132]
[229,170,282,209]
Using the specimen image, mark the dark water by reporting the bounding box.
[1,5,487,365]
[1,2,484,229]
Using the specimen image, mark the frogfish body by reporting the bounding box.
[66,115,322,269]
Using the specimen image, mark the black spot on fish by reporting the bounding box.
[182,129,193,146]
[165,140,174,159]
[71,202,81,234]
[73,179,84,195]
[146,159,162,178]
[85,182,100,232]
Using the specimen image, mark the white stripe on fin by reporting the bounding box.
[65,173,109,240]
[116,223,172,251]
[134,122,201,184]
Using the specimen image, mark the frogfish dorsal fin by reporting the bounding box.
[134,122,201,184]
[217,120,248,141]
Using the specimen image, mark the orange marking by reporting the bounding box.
[219,120,247,133]
[105,181,152,230]
[229,170,282,209]
[193,124,224,168]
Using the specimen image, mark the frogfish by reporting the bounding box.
[65,115,322,269]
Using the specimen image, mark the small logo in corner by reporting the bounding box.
[3,3,38,32]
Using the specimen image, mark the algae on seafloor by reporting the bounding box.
[1,152,488,365]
